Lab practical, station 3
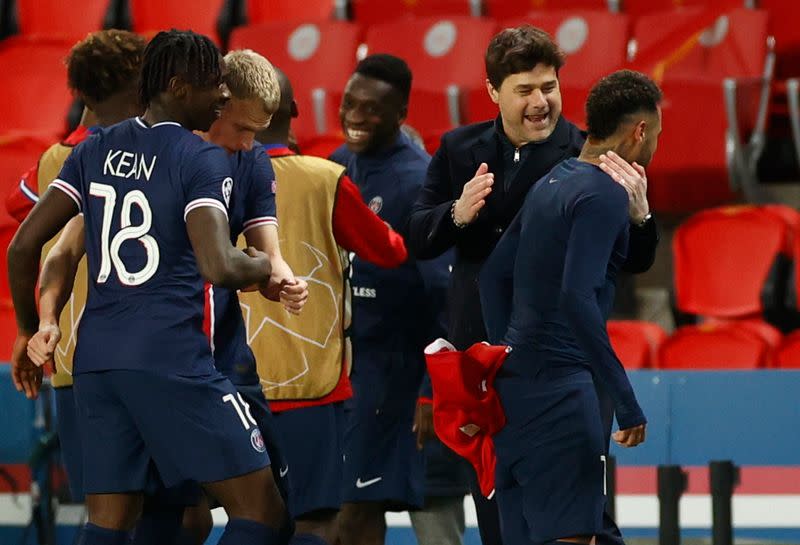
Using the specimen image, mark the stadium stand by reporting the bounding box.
[128,0,230,44]
[608,320,667,369]
[351,0,477,25]
[658,323,771,369]
[245,0,344,24]
[484,0,614,19]
[15,0,111,40]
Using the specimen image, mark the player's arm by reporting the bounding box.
[407,140,464,260]
[333,174,407,267]
[599,151,659,274]
[559,187,646,447]
[186,207,271,289]
[479,213,522,345]
[245,224,308,314]
[8,187,80,398]
[26,216,85,367]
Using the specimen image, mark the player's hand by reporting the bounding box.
[453,163,493,226]
[27,322,61,368]
[278,278,309,315]
[11,333,43,399]
[412,401,435,450]
[599,151,650,225]
[613,423,646,448]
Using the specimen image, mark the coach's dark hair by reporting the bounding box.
[140,30,222,105]
[66,30,146,104]
[585,70,662,140]
[354,54,412,106]
[485,25,565,89]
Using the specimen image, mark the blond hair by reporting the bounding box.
[224,49,280,114]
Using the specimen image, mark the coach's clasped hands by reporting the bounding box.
[613,423,647,448]
[453,162,494,226]
[598,151,650,225]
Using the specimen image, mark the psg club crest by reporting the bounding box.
[222,177,233,208]
[368,196,383,214]
[250,428,266,453]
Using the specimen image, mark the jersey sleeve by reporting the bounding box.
[243,147,278,233]
[182,143,232,221]
[333,174,407,267]
[6,165,39,223]
[559,184,645,430]
[50,146,84,212]
[479,213,522,345]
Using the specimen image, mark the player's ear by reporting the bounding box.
[486,78,500,105]
[168,76,188,98]
[634,119,647,143]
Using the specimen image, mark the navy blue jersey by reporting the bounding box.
[211,144,277,385]
[52,117,232,376]
[330,133,449,350]
[480,158,645,429]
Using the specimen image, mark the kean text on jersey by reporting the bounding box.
[103,150,157,181]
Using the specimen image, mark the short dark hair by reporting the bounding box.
[140,30,222,106]
[485,25,565,89]
[354,54,412,105]
[585,70,662,140]
[66,30,146,104]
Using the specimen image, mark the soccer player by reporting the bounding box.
[247,67,408,545]
[406,25,657,545]
[330,54,451,545]
[480,70,660,545]
[8,30,289,545]
[5,31,146,510]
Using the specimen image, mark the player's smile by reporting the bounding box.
[524,111,551,130]
[344,125,371,146]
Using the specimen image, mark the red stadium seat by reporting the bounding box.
[298,133,345,159]
[0,306,16,361]
[246,0,340,24]
[492,10,630,128]
[761,204,800,255]
[621,0,707,17]
[658,324,770,369]
[0,40,74,139]
[129,0,228,44]
[364,17,498,137]
[632,7,772,213]
[0,224,16,303]
[484,0,612,19]
[352,0,476,26]
[747,0,799,80]
[229,21,362,143]
[16,0,110,40]
[608,320,666,369]
[673,206,788,319]
[775,331,800,369]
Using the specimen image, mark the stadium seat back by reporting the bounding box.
[775,331,800,369]
[16,0,110,40]
[484,0,610,19]
[0,41,74,138]
[608,320,667,369]
[621,0,706,17]
[130,0,228,44]
[658,324,769,369]
[673,206,787,317]
[247,0,336,24]
[352,0,474,26]
[760,0,800,79]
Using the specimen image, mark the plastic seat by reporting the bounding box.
[608,320,666,369]
[484,0,612,19]
[246,0,340,24]
[16,0,111,40]
[0,40,75,138]
[229,21,362,142]
[363,16,498,136]
[352,0,476,26]
[673,206,788,319]
[658,324,770,370]
[129,0,228,44]
[775,331,800,369]
[631,7,772,213]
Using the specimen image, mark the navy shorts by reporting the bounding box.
[55,387,84,501]
[73,370,270,494]
[342,349,425,510]
[272,402,345,518]
[493,366,606,544]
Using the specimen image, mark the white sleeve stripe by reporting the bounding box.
[184,198,228,221]
[243,216,278,228]
[50,180,82,210]
[242,218,278,233]
[19,180,39,203]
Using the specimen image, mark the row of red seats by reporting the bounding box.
[610,319,800,369]
[4,0,798,38]
[0,6,780,213]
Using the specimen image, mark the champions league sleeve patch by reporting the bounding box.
[222,177,233,208]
